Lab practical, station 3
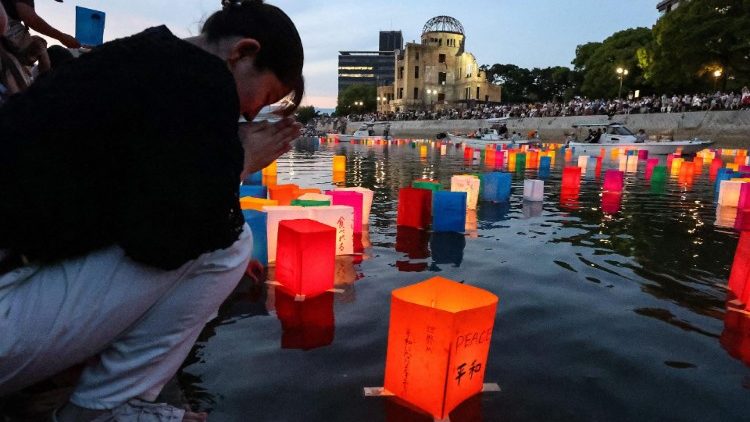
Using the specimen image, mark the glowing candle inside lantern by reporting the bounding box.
[481,172,512,203]
[432,191,468,232]
[383,277,498,420]
[451,175,481,210]
[275,219,335,297]
[603,169,624,192]
[397,187,432,229]
[523,179,544,202]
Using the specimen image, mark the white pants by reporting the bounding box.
[0,224,252,410]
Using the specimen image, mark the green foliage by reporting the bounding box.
[484,64,581,103]
[335,84,376,115]
[648,0,750,92]
[572,28,653,98]
[295,105,319,124]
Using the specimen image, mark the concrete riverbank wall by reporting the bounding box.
[317,110,750,147]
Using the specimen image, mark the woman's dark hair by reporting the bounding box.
[203,0,304,115]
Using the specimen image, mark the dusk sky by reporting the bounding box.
[36,0,661,108]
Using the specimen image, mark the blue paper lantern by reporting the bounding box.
[243,170,263,185]
[240,185,267,199]
[242,209,268,266]
[481,172,512,202]
[75,7,106,46]
[716,169,735,196]
[432,191,467,232]
[539,156,551,179]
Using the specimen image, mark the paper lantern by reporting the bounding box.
[626,156,638,173]
[463,147,474,161]
[240,185,267,199]
[618,155,627,172]
[262,161,277,176]
[481,172,512,203]
[727,163,740,172]
[715,169,735,194]
[523,179,544,202]
[670,158,684,176]
[336,187,374,224]
[538,156,551,179]
[485,149,496,167]
[440,144,447,155]
[603,169,624,192]
[291,193,332,207]
[735,184,750,231]
[561,166,582,192]
[263,206,309,263]
[297,188,322,196]
[240,197,278,211]
[275,288,334,350]
[420,145,428,158]
[451,175,481,210]
[432,191,467,232]
[397,187,432,229]
[275,219,335,297]
[332,171,346,184]
[527,150,539,169]
[307,205,354,256]
[383,277,498,420]
[601,192,622,214]
[564,148,573,162]
[719,180,746,207]
[637,150,648,160]
[507,151,517,171]
[651,166,667,183]
[728,232,750,307]
[263,174,277,187]
[515,153,526,172]
[242,170,263,185]
[242,209,268,266]
[333,155,347,172]
[610,148,619,160]
[577,155,589,171]
[325,190,364,233]
[645,158,659,180]
[720,304,750,365]
[693,157,704,175]
[269,184,300,206]
[495,150,506,169]
[412,179,442,191]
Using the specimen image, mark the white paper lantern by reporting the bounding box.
[523,179,544,202]
[718,180,745,207]
[306,205,355,256]
[451,175,481,210]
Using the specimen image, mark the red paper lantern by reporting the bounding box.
[397,187,432,229]
[561,166,582,192]
[728,232,750,308]
[720,305,750,366]
[383,277,499,420]
[645,158,658,180]
[275,219,335,297]
[603,169,624,192]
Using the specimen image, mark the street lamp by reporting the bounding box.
[713,69,723,91]
[426,89,435,109]
[616,67,629,99]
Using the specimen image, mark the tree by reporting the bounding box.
[647,0,750,93]
[572,28,653,98]
[335,84,376,115]
[483,64,580,103]
[483,64,533,103]
[295,105,319,125]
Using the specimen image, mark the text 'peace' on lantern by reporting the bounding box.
[275,219,335,298]
[383,277,498,420]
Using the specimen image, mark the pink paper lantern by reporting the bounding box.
[638,150,649,160]
[325,190,363,233]
[603,169,624,192]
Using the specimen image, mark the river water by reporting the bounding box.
[179,139,749,421]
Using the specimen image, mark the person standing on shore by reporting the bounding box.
[0,1,303,421]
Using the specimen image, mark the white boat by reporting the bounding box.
[446,117,534,147]
[567,122,712,156]
[327,123,390,142]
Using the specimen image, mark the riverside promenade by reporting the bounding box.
[318,110,750,147]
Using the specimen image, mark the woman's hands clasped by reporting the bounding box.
[238,117,302,180]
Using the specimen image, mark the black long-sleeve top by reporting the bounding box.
[0,26,245,270]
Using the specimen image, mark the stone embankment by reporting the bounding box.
[316,110,750,147]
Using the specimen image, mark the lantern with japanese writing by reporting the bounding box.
[432,191,467,232]
[451,175,480,210]
[307,205,354,256]
[269,184,300,206]
[397,187,432,229]
[275,289,334,350]
[240,185,267,199]
[603,169,624,193]
[561,166,582,192]
[242,210,268,266]
[275,219,335,298]
[481,172,512,203]
[333,155,347,173]
[325,190,363,233]
[336,187,374,224]
[383,277,499,420]
[523,179,544,202]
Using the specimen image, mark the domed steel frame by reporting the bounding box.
[422,16,465,35]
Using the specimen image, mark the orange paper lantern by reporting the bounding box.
[275,219,336,297]
[383,277,498,420]
[240,196,278,211]
[269,184,300,206]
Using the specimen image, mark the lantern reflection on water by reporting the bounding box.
[430,232,466,268]
[383,277,498,420]
[275,289,334,350]
[720,305,750,367]
[275,219,335,298]
[601,192,622,214]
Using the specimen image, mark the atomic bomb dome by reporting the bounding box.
[422,16,465,36]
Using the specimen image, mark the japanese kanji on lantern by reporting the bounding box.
[307,205,355,256]
[336,187,374,224]
[275,219,336,298]
[326,190,364,233]
[383,277,498,420]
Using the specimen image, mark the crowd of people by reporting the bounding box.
[334,89,750,123]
